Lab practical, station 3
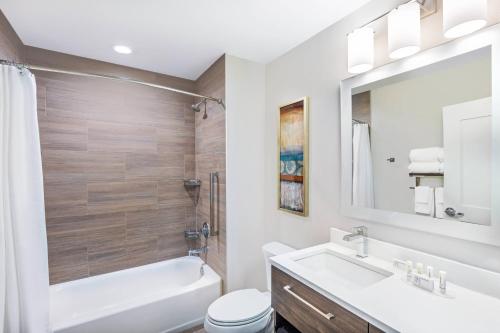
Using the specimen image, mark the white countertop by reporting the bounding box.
[270,241,500,333]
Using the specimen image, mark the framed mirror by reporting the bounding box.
[340,25,500,246]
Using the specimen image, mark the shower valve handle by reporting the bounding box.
[201,222,210,239]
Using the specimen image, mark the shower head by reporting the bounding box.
[192,98,225,119]
[192,99,208,119]
[191,99,206,113]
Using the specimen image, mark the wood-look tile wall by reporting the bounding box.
[194,56,227,290]
[0,10,23,62]
[25,47,199,284]
[0,11,227,286]
[352,92,371,125]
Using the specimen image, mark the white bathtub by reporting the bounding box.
[50,256,221,333]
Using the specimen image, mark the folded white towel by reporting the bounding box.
[408,162,444,174]
[415,186,435,216]
[435,187,444,203]
[435,187,444,219]
[415,186,430,203]
[409,147,444,163]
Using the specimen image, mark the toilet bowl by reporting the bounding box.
[204,242,295,333]
[204,289,273,333]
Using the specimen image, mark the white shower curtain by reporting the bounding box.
[352,123,374,208]
[0,65,50,332]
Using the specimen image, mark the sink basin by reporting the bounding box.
[293,249,393,290]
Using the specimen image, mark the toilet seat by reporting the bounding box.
[204,289,273,332]
[207,289,271,325]
[207,308,273,327]
[205,309,273,333]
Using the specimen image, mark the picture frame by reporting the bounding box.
[278,97,309,216]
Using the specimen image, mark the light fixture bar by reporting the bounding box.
[351,0,435,33]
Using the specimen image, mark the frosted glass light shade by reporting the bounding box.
[348,27,374,74]
[443,0,487,38]
[388,2,421,59]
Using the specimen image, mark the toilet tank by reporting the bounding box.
[262,242,295,291]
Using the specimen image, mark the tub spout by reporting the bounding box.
[188,246,208,257]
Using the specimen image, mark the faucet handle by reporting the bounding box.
[353,226,367,236]
[393,258,408,270]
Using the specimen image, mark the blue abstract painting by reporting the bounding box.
[279,99,307,215]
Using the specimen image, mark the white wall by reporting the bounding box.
[225,55,272,291]
[262,0,500,288]
[224,0,500,292]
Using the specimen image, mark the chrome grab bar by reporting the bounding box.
[283,285,335,320]
[209,172,219,237]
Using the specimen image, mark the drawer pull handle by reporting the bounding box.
[283,285,335,320]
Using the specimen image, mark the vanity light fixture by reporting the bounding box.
[388,1,421,59]
[347,27,374,74]
[443,0,487,38]
[346,0,490,74]
[113,45,132,54]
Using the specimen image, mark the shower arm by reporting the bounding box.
[0,59,226,109]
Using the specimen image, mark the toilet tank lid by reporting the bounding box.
[262,242,295,256]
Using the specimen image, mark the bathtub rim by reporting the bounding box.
[50,256,221,332]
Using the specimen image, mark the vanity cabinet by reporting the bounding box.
[272,266,371,333]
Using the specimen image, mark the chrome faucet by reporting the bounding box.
[342,226,368,258]
[188,222,210,257]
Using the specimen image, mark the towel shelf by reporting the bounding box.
[409,173,444,189]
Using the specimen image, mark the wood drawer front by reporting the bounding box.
[272,267,368,333]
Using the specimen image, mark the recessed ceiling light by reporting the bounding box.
[113,45,132,54]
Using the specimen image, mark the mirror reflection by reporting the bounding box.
[351,47,492,225]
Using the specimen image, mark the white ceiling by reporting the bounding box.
[0,0,371,80]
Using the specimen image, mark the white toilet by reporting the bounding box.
[204,242,295,333]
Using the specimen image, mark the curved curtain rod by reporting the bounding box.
[0,59,225,108]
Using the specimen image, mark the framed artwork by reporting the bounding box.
[278,97,309,216]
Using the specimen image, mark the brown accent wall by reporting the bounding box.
[0,10,23,61]
[25,47,198,284]
[1,10,227,285]
[352,91,371,125]
[194,56,227,289]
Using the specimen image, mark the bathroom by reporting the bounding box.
[1,0,500,332]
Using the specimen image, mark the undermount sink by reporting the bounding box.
[293,249,393,290]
